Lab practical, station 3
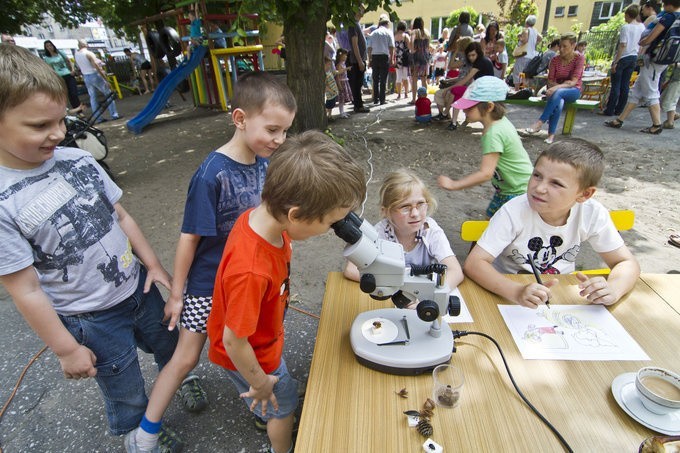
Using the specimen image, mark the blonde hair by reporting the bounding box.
[262,130,366,221]
[0,45,67,118]
[379,169,438,215]
[456,36,474,52]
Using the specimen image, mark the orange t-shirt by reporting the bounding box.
[207,209,292,373]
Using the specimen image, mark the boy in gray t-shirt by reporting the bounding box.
[0,44,191,451]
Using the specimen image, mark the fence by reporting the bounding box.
[578,30,620,61]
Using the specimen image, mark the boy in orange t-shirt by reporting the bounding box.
[207,130,366,453]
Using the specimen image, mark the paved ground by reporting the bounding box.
[0,84,678,453]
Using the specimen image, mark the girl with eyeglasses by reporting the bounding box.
[343,169,464,301]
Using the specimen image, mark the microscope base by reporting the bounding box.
[349,308,454,375]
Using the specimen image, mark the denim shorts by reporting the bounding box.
[225,357,298,421]
[58,266,178,435]
[486,192,522,218]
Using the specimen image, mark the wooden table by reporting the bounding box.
[296,272,680,452]
[640,273,680,313]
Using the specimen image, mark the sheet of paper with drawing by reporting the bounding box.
[498,305,649,361]
[443,287,473,323]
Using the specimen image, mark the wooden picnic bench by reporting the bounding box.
[504,98,600,135]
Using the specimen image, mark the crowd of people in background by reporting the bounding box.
[318,0,678,136]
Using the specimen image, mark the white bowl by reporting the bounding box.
[635,367,680,415]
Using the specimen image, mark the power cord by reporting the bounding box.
[451,330,574,453]
[0,345,49,453]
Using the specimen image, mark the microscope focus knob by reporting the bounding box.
[448,295,461,317]
[417,300,439,322]
[359,274,377,293]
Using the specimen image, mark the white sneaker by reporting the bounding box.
[124,429,160,453]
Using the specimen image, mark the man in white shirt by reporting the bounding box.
[367,18,395,105]
[601,4,646,116]
[74,39,121,123]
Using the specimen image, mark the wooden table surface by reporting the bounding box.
[296,272,680,452]
[640,273,680,314]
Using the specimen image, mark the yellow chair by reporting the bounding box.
[460,209,634,274]
[581,77,610,109]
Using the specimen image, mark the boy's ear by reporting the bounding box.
[232,108,246,129]
[287,206,301,222]
[576,186,596,202]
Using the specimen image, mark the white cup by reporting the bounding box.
[635,367,680,415]
[432,364,464,408]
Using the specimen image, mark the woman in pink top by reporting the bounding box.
[524,33,584,144]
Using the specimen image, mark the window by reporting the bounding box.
[555,6,565,17]
[430,17,447,40]
[568,5,578,16]
[599,2,622,19]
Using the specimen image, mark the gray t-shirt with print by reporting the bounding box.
[0,147,139,315]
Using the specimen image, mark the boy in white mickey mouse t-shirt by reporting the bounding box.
[463,138,640,309]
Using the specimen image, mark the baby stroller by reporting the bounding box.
[60,92,116,180]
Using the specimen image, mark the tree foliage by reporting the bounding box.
[592,12,625,32]
[445,7,480,30]
[497,0,537,24]
[0,0,104,34]
[507,0,538,27]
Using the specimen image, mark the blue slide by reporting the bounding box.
[126,46,208,134]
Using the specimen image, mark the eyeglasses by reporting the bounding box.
[395,202,428,215]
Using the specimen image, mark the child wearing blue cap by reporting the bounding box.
[437,76,532,218]
[415,86,432,123]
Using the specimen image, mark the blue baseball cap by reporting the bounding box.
[453,76,509,110]
[417,86,428,96]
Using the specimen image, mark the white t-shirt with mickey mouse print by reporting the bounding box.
[477,194,624,275]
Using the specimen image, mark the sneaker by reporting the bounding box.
[354,107,370,113]
[433,113,449,121]
[178,376,208,413]
[255,415,299,433]
[447,122,458,131]
[158,425,184,453]
[111,115,124,120]
[254,414,267,431]
[124,429,160,453]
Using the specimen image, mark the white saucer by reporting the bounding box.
[360,317,398,344]
[612,372,680,435]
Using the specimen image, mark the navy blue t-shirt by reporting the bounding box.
[182,151,268,296]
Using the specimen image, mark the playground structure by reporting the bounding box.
[127,0,266,134]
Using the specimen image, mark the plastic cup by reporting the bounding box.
[432,364,464,408]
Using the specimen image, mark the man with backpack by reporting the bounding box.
[604,0,680,134]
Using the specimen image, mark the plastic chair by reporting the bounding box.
[581,77,610,108]
[460,209,635,274]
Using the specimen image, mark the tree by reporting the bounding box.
[445,7,480,30]
[0,0,111,35]
[234,0,396,132]
[506,0,538,27]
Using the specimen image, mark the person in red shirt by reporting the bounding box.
[523,33,585,144]
[207,130,366,453]
[415,86,432,123]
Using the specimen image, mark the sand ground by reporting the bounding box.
[0,87,678,452]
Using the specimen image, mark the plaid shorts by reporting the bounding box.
[180,294,213,333]
[486,192,523,218]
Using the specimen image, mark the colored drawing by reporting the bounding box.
[498,305,649,361]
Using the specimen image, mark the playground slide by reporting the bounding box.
[126,46,208,134]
